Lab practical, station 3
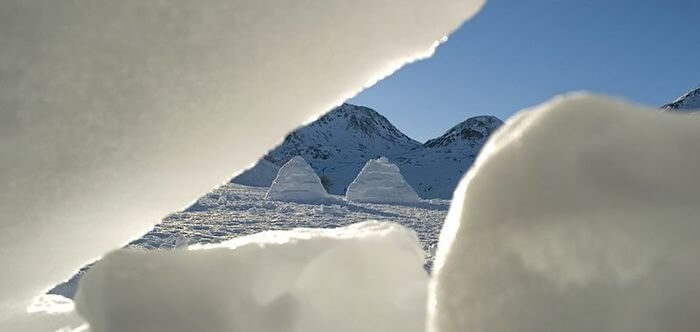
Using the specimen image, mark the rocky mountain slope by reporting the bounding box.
[236,103,502,199]
[663,86,700,112]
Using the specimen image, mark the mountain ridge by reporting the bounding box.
[663,86,700,112]
[236,103,502,199]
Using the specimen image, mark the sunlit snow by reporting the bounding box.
[429,93,700,332]
[0,0,484,329]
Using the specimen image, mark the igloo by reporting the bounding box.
[266,156,329,202]
[346,157,421,204]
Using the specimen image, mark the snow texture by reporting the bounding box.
[51,183,449,300]
[347,157,421,204]
[0,0,484,328]
[76,221,429,332]
[266,156,329,202]
[429,93,700,332]
[231,159,280,187]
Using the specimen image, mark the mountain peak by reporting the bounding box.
[311,103,417,143]
[662,86,700,112]
[423,115,503,148]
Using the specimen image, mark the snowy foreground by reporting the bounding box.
[51,184,448,299]
[27,94,700,332]
[77,221,429,332]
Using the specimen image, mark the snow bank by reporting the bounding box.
[429,93,700,332]
[231,159,280,187]
[266,156,329,202]
[76,221,428,332]
[346,157,421,204]
[0,0,484,327]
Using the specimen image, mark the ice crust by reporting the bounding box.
[346,157,421,204]
[76,221,429,332]
[266,156,329,202]
[429,93,700,332]
[0,0,484,328]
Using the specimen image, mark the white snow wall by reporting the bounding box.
[0,0,485,328]
[429,93,700,332]
[76,221,429,332]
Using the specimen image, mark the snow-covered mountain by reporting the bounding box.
[242,103,501,199]
[395,115,502,198]
[662,86,700,112]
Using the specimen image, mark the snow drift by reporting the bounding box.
[346,157,421,204]
[266,156,329,202]
[429,93,700,332]
[76,221,429,332]
[0,0,484,328]
[231,159,280,187]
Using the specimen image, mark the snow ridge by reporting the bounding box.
[424,115,503,148]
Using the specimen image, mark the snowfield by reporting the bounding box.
[51,183,449,299]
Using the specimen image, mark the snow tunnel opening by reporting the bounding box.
[21,4,490,329]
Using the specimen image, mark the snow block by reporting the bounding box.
[429,93,700,332]
[0,1,485,326]
[76,221,428,332]
[231,159,280,187]
[266,156,329,202]
[346,157,421,204]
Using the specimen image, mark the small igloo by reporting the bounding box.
[266,156,329,202]
[346,157,421,204]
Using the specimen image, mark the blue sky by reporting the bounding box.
[350,0,700,142]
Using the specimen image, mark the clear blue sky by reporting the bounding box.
[349,0,700,142]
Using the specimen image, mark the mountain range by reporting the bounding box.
[234,103,502,199]
[234,85,699,199]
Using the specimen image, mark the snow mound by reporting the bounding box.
[266,156,329,202]
[346,157,421,204]
[231,159,280,187]
[429,93,700,332]
[76,221,428,332]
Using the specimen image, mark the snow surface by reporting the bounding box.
[266,156,329,202]
[231,159,280,187]
[429,93,700,332]
[0,0,484,328]
[51,184,449,300]
[346,157,421,204]
[76,221,429,332]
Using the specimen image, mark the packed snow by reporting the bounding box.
[429,93,700,332]
[0,0,484,329]
[76,221,429,332]
[346,157,421,204]
[266,156,330,203]
[231,159,280,187]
